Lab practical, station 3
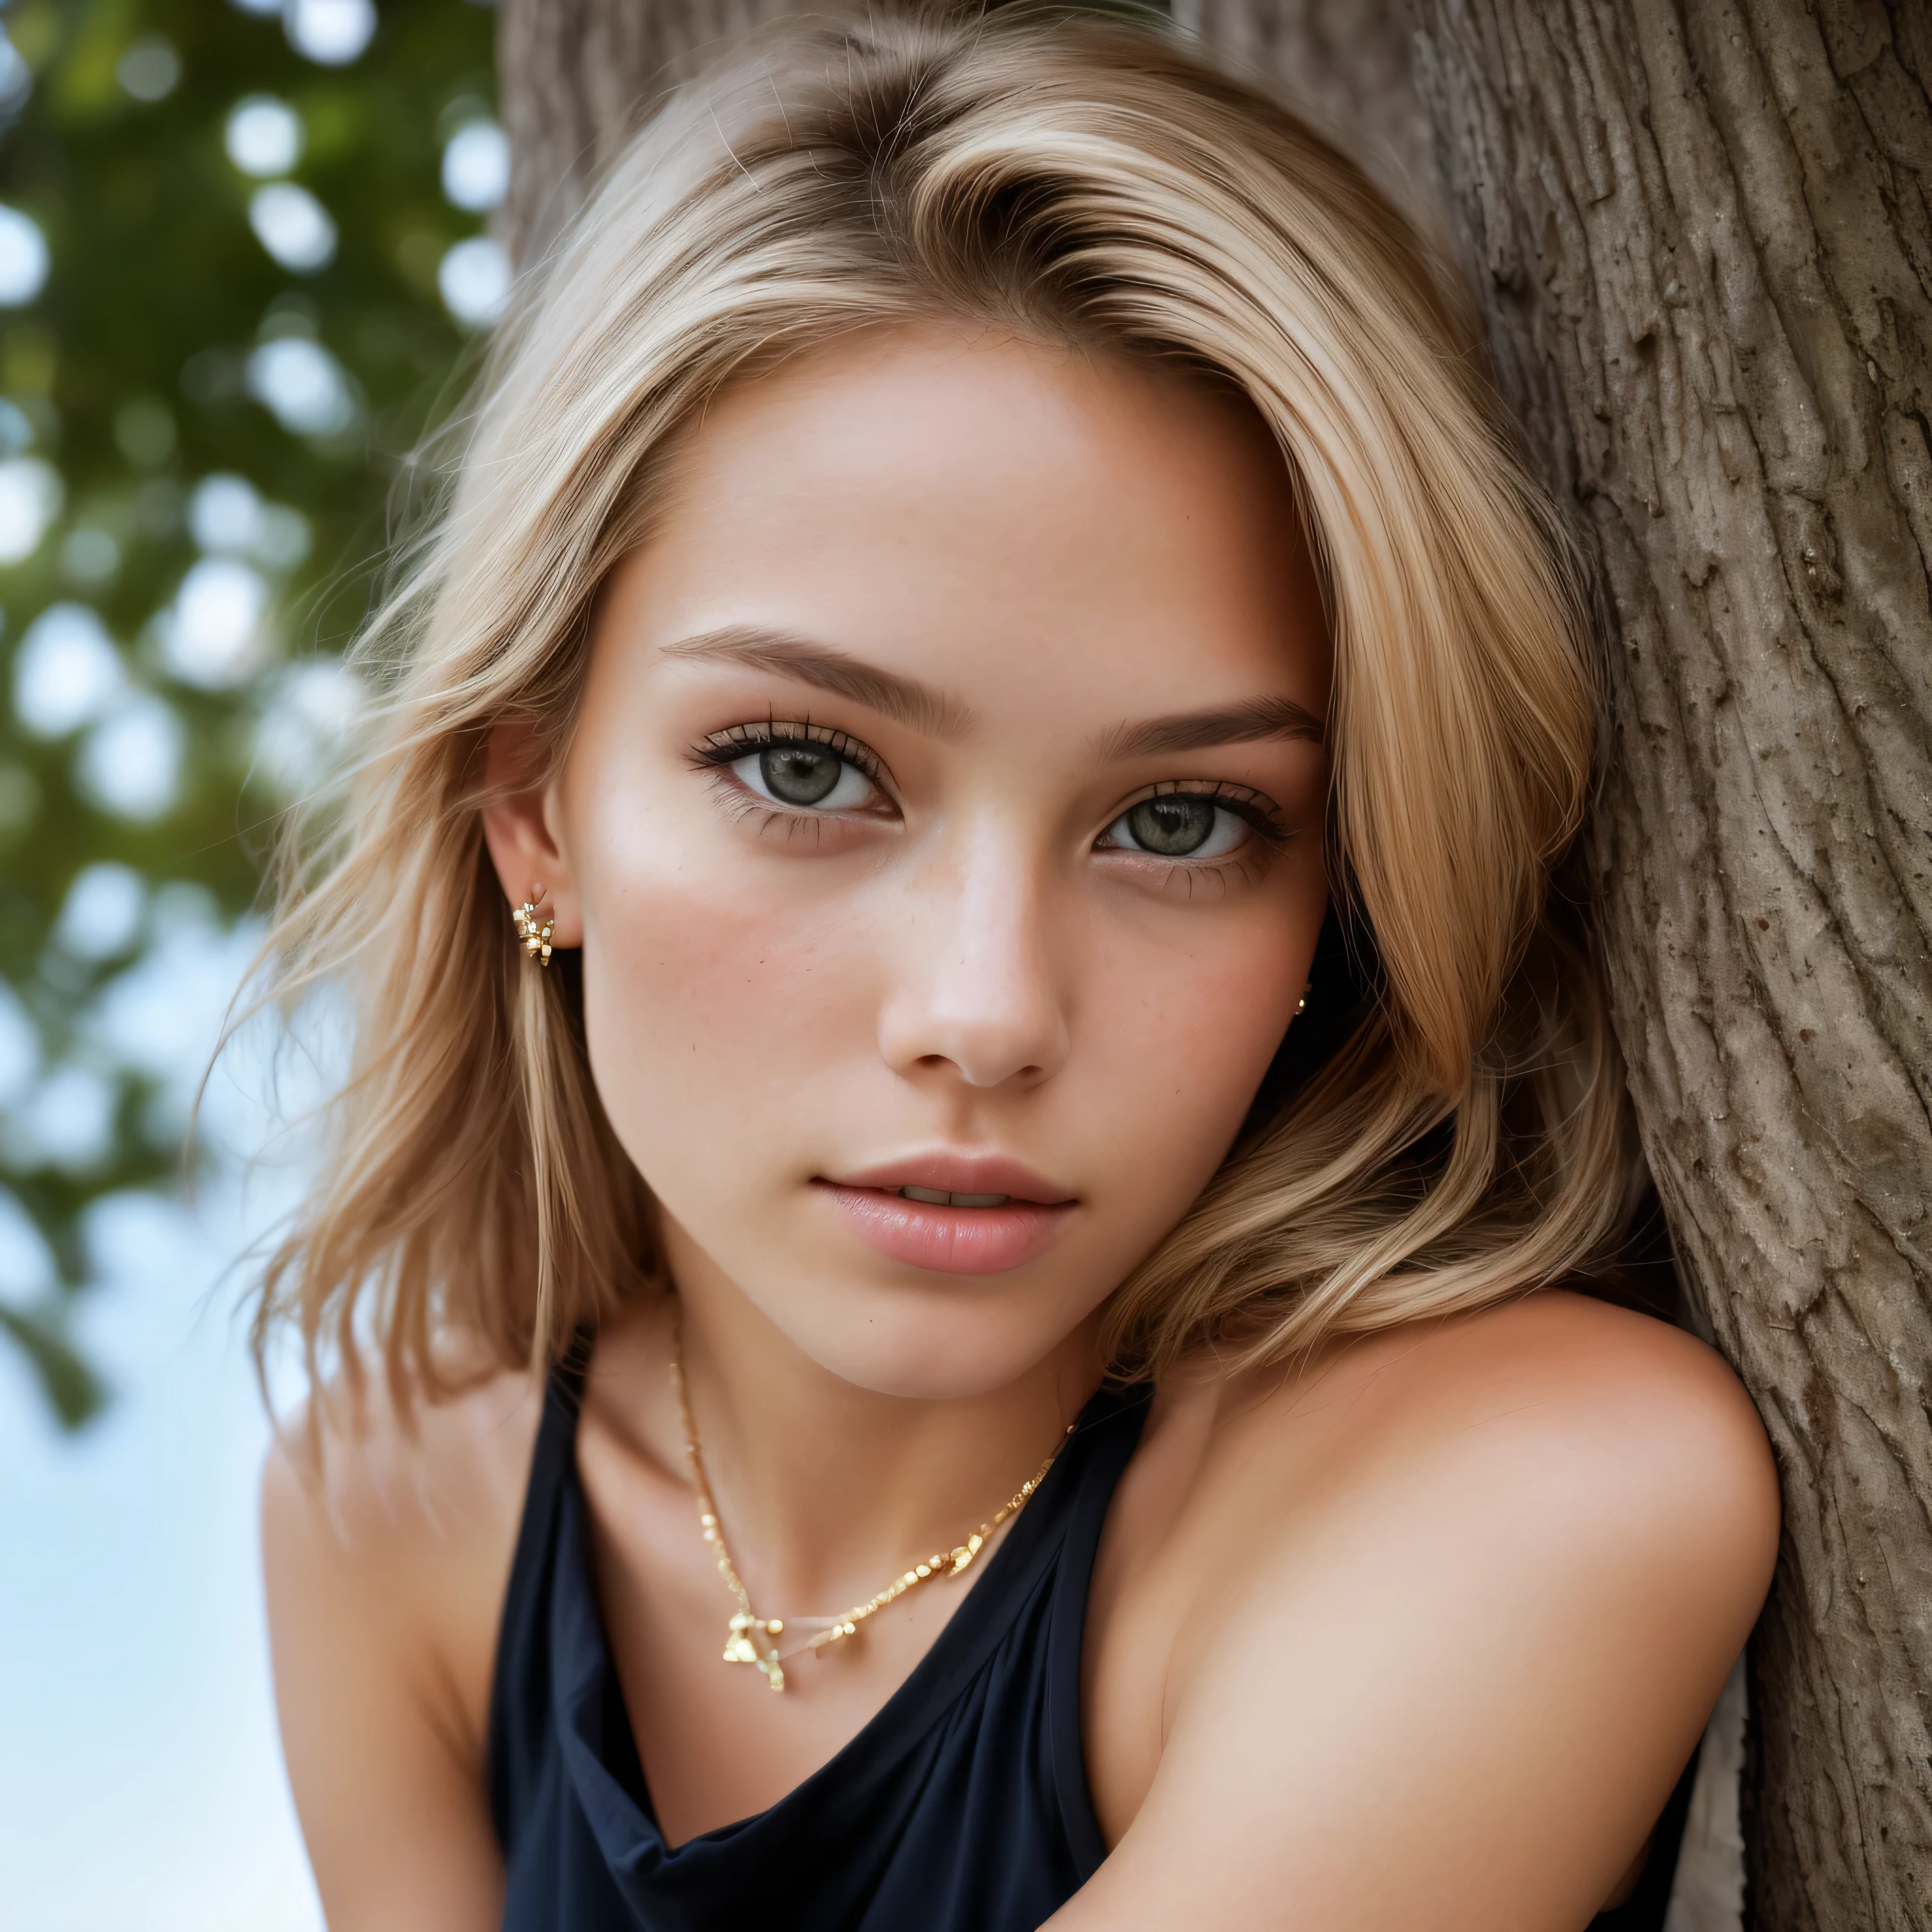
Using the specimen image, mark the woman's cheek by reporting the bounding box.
[1082,915,1305,1203]
[577,843,877,1194]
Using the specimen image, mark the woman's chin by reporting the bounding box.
[719,1256,1100,1402]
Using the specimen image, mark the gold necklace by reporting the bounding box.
[668,1311,1071,1693]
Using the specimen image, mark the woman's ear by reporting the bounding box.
[480,720,584,946]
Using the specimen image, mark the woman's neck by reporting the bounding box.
[625,1230,1106,1619]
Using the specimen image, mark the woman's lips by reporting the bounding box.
[815,1186,1074,1274]
[815,1155,1076,1275]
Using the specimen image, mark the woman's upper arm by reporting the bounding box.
[1056,1304,1779,1932]
[261,1385,534,1932]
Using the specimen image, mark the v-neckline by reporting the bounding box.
[549,1382,1141,1854]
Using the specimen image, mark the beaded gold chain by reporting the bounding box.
[669,1310,1070,1693]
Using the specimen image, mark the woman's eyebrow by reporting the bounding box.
[1099,694,1327,759]
[660,625,974,740]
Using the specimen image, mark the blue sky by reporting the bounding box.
[0,998,324,1929]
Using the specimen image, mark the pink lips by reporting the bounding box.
[815,1154,1076,1276]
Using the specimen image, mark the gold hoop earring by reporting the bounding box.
[1296,984,1310,1015]
[513,889,555,968]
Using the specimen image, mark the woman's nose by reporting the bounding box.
[875,827,1072,1091]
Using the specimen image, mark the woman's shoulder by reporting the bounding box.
[260,1358,547,1734]
[257,1360,545,1916]
[259,1358,548,1919]
[1103,1289,1778,1649]
[1188,1288,1779,1588]
[1355,1284,1767,1455]
[1080,1291,1778,1902]
[263,1358,546,1575]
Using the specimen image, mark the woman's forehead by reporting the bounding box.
[667,321,1292,522]
[616,324,1329,723]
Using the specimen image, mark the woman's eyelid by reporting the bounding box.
[1108,777,1292,844]
[697,717,897,790]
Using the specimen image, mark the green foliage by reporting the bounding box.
[0,0,498,1424]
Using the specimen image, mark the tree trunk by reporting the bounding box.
[1171,0,1449,228]
[1417,7,1931,1926]
[1180,3,1932,1924]
[498,0,806,265]
[498,2,1932,1924]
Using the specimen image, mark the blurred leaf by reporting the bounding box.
[0,1300,106,1426]
[0,0,499,1426]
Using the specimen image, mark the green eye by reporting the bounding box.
[1122,795,1217,855]
[759,744,841,805]
[1100,791,1256,862]
[722,735,882,813]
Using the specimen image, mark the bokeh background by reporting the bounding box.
[0,1,505,1922]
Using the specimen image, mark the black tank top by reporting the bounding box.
[488,1361,1696,1930]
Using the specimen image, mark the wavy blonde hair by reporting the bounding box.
[254,1,1636,1410]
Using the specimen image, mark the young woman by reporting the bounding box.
[258,8,1778,1928]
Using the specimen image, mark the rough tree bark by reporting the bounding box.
[498,0,805,265]
[497,2,1932,1925]
[1178,6,1932,1921]
[1425,7,1931,1925]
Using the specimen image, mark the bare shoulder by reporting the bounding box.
[1078,1291,1779,1924]
[1117,1289,1776,1595]
[262,1357,547,1732]
[1198,1289,1779,1617]
[263,1362,544,1586]
[261,1361,545,1930]
[262,1358,545,1736]
[1367,1288,1769,1469]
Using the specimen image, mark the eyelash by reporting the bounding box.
[692,718,890,786]
[690,719,1291,863]
[1107,779,1291,851]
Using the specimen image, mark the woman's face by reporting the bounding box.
[493,325,1331,1397]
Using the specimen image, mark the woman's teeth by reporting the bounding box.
[898,1186,1012,1209]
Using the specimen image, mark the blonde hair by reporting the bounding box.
[254,1,1635,1409]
